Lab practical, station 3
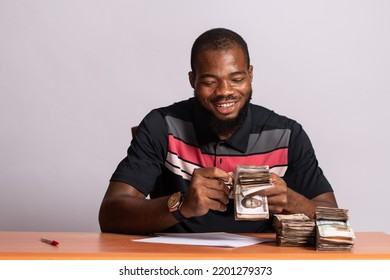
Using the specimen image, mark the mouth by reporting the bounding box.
[213,100,239,115]
[216,102,236,108]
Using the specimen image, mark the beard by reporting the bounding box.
[195,90,252,137]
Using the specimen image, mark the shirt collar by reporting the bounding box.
[224,108,251,153]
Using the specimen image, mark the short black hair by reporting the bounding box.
[190,28,250,72]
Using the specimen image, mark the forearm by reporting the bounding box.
[283,188,338,219]
[99,195,178,234]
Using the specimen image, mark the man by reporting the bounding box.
[99,28,337,234]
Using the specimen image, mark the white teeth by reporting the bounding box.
[217,102,235,108]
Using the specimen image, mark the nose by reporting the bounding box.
[215,80,233,96]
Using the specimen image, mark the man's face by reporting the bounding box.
[243,197,262,208]
[189,46,253,123]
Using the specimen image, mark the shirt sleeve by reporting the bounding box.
[110,109,168,196]
[283,122,333,199]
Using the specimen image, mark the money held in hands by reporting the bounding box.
[234,165,274,220]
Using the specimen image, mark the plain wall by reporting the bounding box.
[1,0,389,233]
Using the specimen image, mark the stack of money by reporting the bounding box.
[316,206,349,220]
[234,165,273,220]
[315,206,355,251]
[273,214,316,246]
[237,166,272,196]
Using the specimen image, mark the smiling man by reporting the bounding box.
[99,28,338,234]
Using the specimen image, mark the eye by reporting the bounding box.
[231,74,247,84]
[200,79,217,86]
[232,78,245,84]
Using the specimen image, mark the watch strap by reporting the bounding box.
[172,209,188,222]
[171,192,187,222]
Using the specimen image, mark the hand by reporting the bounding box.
[255,173,288,214]
[180,167,232,218]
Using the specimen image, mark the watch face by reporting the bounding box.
[168,192,181,209]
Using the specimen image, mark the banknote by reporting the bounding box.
[315,207,356,251]
[273,214,316,246]
[233,165,273,220]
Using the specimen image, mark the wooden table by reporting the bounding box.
[0,231,389,260]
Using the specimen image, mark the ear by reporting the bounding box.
[248,65,253,82]
[188,71,195,88]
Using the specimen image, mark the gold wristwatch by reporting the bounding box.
[167,191,187,222]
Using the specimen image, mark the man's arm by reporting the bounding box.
[99,168,232,234]
[258,174,338,219]
[283,189,337,219]
[98,181,179,234]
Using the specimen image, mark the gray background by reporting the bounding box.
[1,0,389,233]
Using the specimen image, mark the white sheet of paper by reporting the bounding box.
[133,232,274,248]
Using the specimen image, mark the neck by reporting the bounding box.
[217,129,236,140]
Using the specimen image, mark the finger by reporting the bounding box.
[268,204,284,214]
[203,177,230,194]
[214,172,234,191]
[207,197,229,212]
[193,167,230,180]
[205,187,230,204]
[250,179,286,197]
[196,174,231,194]
[267,193,287,207]
[223,172,234,183]
[217,178,233,190]
[270,172,282,183]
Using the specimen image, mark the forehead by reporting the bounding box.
[193,46,247,74]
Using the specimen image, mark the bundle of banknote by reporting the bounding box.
[234,165,273,220]
[273,214,316,246]
[315,206,349,220]
[315,206,355,251]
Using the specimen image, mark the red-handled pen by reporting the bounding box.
[40,238,60,246]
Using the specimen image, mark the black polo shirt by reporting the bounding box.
[111,97,332,233]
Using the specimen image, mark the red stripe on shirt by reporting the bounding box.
[168,135,288,173]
